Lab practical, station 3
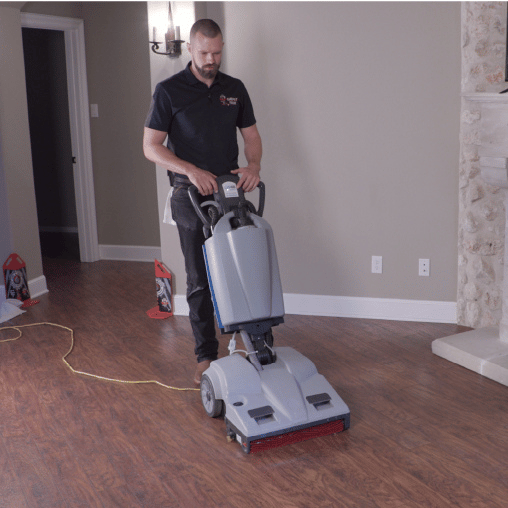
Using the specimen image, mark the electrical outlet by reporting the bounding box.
[372,256,382,274]
[419,258,430,276]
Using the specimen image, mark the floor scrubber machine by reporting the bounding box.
[189,175,350,453]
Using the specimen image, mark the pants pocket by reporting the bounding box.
[171,186,203,230]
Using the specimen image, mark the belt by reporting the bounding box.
[172,174,192,187]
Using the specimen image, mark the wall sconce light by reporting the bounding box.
[149,3,184,57]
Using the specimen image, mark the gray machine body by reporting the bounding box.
[203,212,284,329]
[204,346,350,449]
[201,201,350,450]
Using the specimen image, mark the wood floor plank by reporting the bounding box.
[93,428,181,507]
[0,437,31,507]
[413,442,508,507]
[4,434,67,508]
[347,422,471,507]
[32,435,106,508]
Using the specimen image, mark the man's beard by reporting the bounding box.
[196,62,220,80]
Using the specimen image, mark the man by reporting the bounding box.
[143,19,262,385]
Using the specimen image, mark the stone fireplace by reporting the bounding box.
[433,92,508,386]
[434,3,508,386]
[457,2,507,328]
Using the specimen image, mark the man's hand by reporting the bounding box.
[231,164,260,193]
[187,167,218,196]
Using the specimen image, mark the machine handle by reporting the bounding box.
[188,185,213,228]
[188,179,266,226]
[256,181,265,218]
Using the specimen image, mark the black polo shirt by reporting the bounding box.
[145,62,256,180]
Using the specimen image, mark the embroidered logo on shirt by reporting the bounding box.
[220,95,238,106]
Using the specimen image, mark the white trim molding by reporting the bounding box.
[99,245,162,262]
[172,293,457,324]
[21,13,100,262]
[283,294,456,323]
[1,276,455,324]
[173,295,190,316]
[29,276,49,298]
[461,92,508,103]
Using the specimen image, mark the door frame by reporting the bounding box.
[21,13,99,262]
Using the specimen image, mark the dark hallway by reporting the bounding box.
[22,27,79,261]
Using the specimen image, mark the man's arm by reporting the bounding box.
[232,124,262,193]
[143,127,218,195]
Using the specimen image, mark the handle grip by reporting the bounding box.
[188,180,265,227]
[256,181,265,218]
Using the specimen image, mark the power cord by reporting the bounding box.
[227,332,249,356]
[0,322,199,392]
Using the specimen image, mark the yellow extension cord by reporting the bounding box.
[0,322,199,392]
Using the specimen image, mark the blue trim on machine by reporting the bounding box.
[203,244,223,329]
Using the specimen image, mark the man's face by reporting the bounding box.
[188,32,223,81]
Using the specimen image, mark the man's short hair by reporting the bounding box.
[190,19,222,40]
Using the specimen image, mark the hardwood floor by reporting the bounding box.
[1,258,507,507]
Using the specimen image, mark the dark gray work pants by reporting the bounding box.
[171,185,218,363]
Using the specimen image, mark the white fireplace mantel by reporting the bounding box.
[432,92,508,386]
[461,92,508,103]
[468,94,508,188]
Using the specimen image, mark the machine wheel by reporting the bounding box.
[200,374,223,418]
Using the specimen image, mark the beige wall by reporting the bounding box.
[2,1,462,307]
[20,1,160,248]
[0,6,42,279]
[21,1,80,17]
[210,1,461,301]
[80,2,159,247]
[146,1,196,297]
[0,1,159,284]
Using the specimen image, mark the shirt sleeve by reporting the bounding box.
[237,81,256,129]
[144,83,172,132]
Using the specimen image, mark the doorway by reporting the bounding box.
[20,13,100,263]
[22,27,79,260]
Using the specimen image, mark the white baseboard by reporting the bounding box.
[99,245,162,262]
[283,294,456,323]
[173,295,190,315]
[1,267,455,324]
[29,275,49,298]
[0,275,48,305]
[172,293,457,324]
